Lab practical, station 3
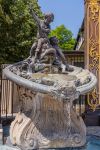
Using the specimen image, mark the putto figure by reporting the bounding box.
[30,5,54,63]
[49,36,74,72]
[28,5,74,73]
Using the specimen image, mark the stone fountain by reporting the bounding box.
[3,6,97,150]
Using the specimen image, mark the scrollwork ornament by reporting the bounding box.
[87,0,100,107]
[89,39,99,71]
[87,89,99,111]
[89,4,99,21]
[89,61,99,71]
[89,48,98,58]
[85,0,99,21]
[85,0,98,4]
[17,86,35,112]
[89,46,99,71]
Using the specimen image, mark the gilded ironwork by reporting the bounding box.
[85,0,98,4]
[85,0,100,110]
[89,39,99,71]
[87,89,99,111]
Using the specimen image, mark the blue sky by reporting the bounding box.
[38,0,84,38]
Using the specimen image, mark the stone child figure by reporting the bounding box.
[49,36,74,72]
[29,6,54,63]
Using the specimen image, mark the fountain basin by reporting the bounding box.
[3,64,97,96]
[3,63,97,149]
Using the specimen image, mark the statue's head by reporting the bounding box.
[49,36,59,45]
[44,13,54,23]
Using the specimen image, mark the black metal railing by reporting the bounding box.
[64,51,84,68]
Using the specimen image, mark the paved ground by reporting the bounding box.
[87,126,100,137]
[0,145,20,150]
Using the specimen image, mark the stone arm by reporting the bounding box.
[29,6,41,28]
[29,5,51,35]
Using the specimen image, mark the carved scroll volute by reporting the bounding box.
[85,0,100,109]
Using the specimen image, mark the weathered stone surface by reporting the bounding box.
[2,66,96,150]
[9,92,86,149]
[2,5,97,150]
[0,145,20,150]
[87,126,100,137]
[2,65,96,150]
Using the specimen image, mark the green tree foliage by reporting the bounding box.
[0,0,42,64]
[49,25,76,51]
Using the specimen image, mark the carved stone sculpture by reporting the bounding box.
[3,5,97,150]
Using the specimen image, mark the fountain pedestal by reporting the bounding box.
[2,6,97,149]
[3,65,97,150]
[10,85,86,149]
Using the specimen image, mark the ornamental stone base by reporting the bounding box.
[10,92,86,150]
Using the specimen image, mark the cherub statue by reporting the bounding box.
[29,5,54,63]
[28,6,73,73]
[28,38,58,73]
[49,36,74,72]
